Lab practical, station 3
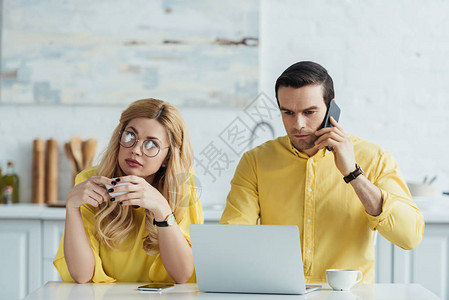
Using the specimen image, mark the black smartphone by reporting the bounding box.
[322,100,341,151]
[137,283,175,292]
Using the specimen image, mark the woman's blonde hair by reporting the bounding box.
[95,98,194,255]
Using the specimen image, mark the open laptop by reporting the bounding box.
[189,224,321,295]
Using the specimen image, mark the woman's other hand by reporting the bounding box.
[110,175,172,220]
[65,176,112,209]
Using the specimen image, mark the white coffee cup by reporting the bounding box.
[104,182,132,197]
[326,269,363,291]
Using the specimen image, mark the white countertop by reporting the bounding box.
[24,282,440,300]
[0,196,448,223]
[0,203,66,220]
[413,196,449,223]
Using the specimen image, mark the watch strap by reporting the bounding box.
[153,212,175,227]
[344,164,364,183]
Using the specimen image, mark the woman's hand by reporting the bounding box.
[109,175,172,220]
[65,176,112,210]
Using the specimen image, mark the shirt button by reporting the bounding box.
[310,158,314,162]
[307,250,311,254]
[307,219,311,223]
[308,188,312,192]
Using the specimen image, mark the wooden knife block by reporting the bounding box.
[32,139,45,204]
[32,139,59,204]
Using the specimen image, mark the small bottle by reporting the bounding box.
[3,186,13,204]
[1,161,20,204]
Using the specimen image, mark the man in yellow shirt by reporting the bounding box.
[220,61,424,283]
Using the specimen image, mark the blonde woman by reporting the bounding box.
[53,98,203,284]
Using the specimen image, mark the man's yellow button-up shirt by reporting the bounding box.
[220,135,424,283]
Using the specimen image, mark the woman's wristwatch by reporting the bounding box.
[153,212,176,227]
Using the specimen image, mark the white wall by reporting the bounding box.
[1,0,449,206]
[260,0,449,195]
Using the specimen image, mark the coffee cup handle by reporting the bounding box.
[355,271,363,284]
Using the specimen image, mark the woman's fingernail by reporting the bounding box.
[111,181,116,185]
[115,178,121,182]
[119,201,123,205]
[110,198,115,202]
[108,188,114,193]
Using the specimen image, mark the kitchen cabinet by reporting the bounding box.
[375,197,449,300]
[0,204,224,300]
[392,223,449,300]
[43,220,65,283]
[375,233,393,283]
[0,205,65,300]
[0,220,42,300]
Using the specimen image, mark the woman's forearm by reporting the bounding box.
[63,207,95,283]
[157,224,194,283]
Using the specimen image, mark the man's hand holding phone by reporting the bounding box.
[314,101,356,177]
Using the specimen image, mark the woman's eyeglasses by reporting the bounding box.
[119,131,169,158]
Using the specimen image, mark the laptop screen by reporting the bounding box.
[190,224,317,295]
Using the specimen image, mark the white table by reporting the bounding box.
[24,282,440,300]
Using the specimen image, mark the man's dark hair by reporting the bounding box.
[274,61,335,108]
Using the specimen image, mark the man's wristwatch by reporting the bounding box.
[343,164,364,183]
[153,212,176,227]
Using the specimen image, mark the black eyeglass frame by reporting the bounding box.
[119,131,169,158]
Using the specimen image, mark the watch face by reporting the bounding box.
[167,214,176,226]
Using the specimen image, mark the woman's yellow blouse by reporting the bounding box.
[53,167,204,283]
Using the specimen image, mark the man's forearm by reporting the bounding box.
[349,175,383,216]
